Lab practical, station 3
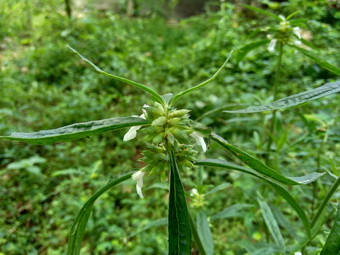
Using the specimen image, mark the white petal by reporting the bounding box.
[279,15,285,21]
[293,27,301,39]
[268,39,277,53]
[191,132,207,153]
[294,252,302,255]
[294,40,302,46]
[132,170,145,199]
[123,126,141,141]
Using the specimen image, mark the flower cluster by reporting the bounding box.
[125,103,208,198]
[266,15,302,52]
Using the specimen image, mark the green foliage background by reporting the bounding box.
[0,0,339,254]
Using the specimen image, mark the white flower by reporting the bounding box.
[293,27,301,39]
[294,252,302,255]
[191,132,207,153]
[132,170,145,198]
[268,39,277,53]
[123,113,146,141]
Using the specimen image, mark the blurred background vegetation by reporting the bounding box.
[0,0,339,254]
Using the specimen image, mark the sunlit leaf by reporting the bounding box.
[67,171,133,255]
[168,149,191,254]
[0,117,149,144]
[224,80,340,113]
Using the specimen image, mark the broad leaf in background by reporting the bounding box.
[211,133,325,185]
[235,39,270,62]
[67,46,165,104]
[320,203,340,255]
[224,80,340,113]
[291,45,340,76]
[168,150,191,254]
[0,117,149,144]
[197,212,214,255]
[257,197,286,253]
[196,158,311,238]
[67,171,133,255]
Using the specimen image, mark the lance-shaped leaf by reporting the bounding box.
[0,117,150,144]
[67,46,164,104]
[170,51,233,106]
[67,171,133,255]
[211,133,324,185]
[291,45,340,76]
[241,4,281,20]
[258,197,286,253]
[197,212,214,255]
[224,80,340,113]
[235,39,270,62]
[168,149,192,254]
[195,158,311,237]
[320,203,340,255]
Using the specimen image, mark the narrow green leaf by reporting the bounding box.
[291,45,340,76]
[168,149,191,254]
[258,197,286,253]
[224,80,340,113]
[286,10,301,20]
[67,171,133,255]
[67,46,164,104]
[241,4,281,20]
[212,204,253,220]
[197,212,214,255]
[170,51,233,105]
[0,117,149,144]
[129,218,168,238]
[189,212,207,255]
[236,39,270,62]
[311,175,340,228]
[196,158,311,238]
[320,203,340,255]
[210,133,325,185]
[206,182,230,195]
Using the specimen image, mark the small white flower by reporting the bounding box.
[293,27,301,39]
[132,170,145,198]
[123,113,145,141]
[268,39,277,53]
[294,252,302,255]
[191,132,207,153]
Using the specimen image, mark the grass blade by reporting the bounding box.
[170,51,233,105]
[67,171,133,255]
[320,203,340,255]
[224,80,340,113]
[67,46,164,104]
[197,212,214,255]
[0,117,149,144]
[211,133,325,185]
[196,158,311,237]
[129,218,168,238]
[168,149,192,254]
[291,45,340,76]
[258,197,286,253]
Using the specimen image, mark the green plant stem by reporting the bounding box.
[265,42,284,168]
[311,175,340,228]
[189,212,207,255]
